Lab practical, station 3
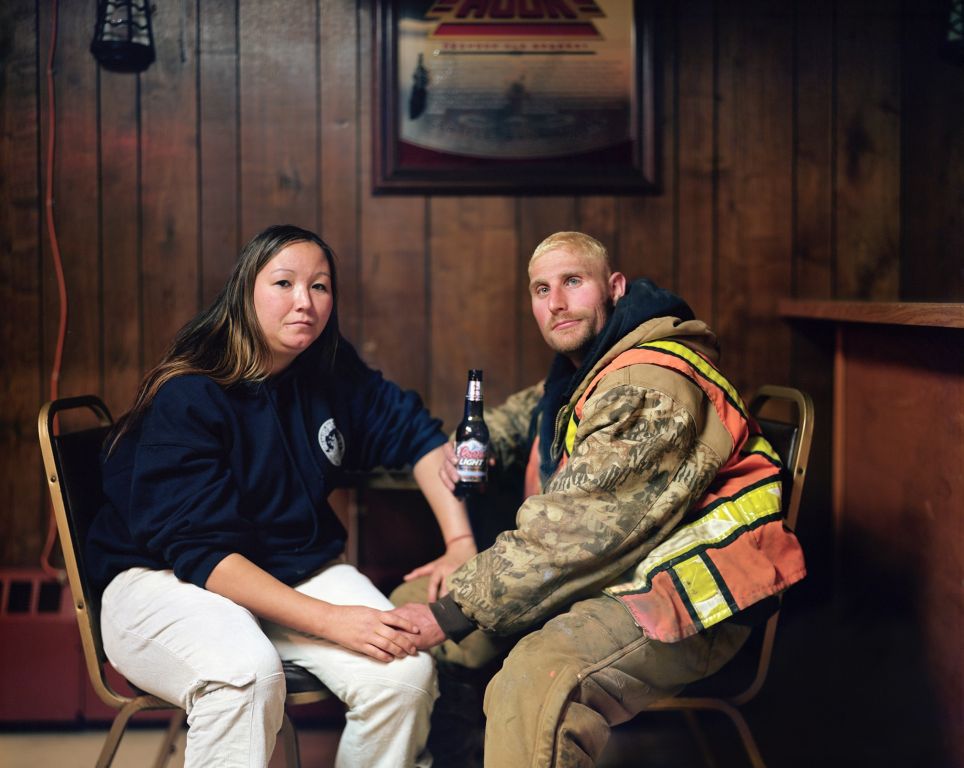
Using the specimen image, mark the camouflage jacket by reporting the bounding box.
[437,316,740,638]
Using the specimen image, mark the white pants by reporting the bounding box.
[101,563,437,768]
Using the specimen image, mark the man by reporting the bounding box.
[394,232,806,767]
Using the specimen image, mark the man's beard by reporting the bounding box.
[544,298,613,360]
[544,317,595,359]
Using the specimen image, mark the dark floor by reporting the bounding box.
[0,711,747,768]
[291,713,725,768]
[292,704,744,767]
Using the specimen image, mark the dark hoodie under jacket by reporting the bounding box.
[87,338,445,594]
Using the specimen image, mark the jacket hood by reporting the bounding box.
[538,279,700,478]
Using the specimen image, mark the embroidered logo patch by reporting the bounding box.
[318,418,345,466]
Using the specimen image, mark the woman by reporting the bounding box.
[86,225,476,768]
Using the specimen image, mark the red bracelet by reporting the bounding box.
[445,533,474,547]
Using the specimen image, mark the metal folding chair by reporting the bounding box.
[640,385,814,768]
[38,394,333,768]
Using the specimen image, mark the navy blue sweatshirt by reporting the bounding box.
[87,338,446,594]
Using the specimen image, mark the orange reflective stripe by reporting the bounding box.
[743,434,780,466]
[695,452,779,510]
[634,342,748,446]
[608,477,783,594]
[641,340,746,416]
[559,339,804,641]
[524,435,569,498]
[615,518,806,642]
[565,342,749,457]
[523,437,542,499]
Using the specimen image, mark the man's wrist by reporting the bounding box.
[429,592,477,642]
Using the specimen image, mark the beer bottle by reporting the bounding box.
[454,369,489,497]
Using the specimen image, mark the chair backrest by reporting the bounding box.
[729,384,814,705]
[37,395,130,709]
[749,385,813,532]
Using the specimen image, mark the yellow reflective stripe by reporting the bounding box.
[674,556,734,626]
[565,339,746,458]
[608,479,782,594]
[639,340,747,418]
[565,410,578,456]
[744,435,779,463]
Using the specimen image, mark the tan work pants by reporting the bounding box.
[392,578,749,768]
[483,594,749,768]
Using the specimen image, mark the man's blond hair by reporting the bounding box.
[529,231,611,273]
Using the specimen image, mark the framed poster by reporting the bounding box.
[373,0,659,194]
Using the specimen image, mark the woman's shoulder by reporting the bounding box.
[154,373,224,402]
[331,336,368,375]
[150,374,250,420]
[301,335,378,391]
[141,374,242,443]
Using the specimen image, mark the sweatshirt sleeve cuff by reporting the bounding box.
[430,592,477,642]
[176,550,233,590]
[410,431,447,465]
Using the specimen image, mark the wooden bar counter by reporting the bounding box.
[779,299,963,767]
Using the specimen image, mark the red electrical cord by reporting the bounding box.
[40,0,69,581]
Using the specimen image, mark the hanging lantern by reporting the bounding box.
[90,0,156,73]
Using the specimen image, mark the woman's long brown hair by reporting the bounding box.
[108,224,340,451]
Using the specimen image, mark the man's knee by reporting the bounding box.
[390,576,430,607]
[482,633,588,768]
[481,600,637,746]
[485,629,580,717]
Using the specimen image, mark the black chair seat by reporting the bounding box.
[283,661,325,695]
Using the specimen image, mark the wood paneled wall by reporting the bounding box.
[1,0,961,570]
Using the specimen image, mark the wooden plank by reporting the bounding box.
[835,0,901,300]
[674,0,715,322]
[0,0,43,565]
[139,0,199,367]
[98,67,141,413]
[616,1,676,295]
[898,0,964,301]
[715,0,794,394]
[198,1,240,306]
[320,4,362,341]
[44,0,101,402]
[779,298,964,328]
[517,198,578,257]
[353,234,429,396]
[836,323,963,766]
[35,0,99,570]
[428,198,518,431]
[794,0,834,300]
[789,0,836,454]
[357,1,428,398]
[576,198,618,268]
[615,195,675,295]
[239,0,318,240]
